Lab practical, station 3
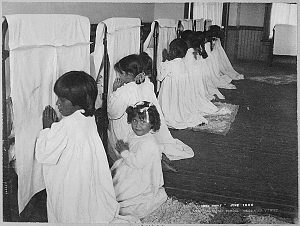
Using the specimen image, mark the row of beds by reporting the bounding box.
[2,15,215,220]
[3,14,296,221]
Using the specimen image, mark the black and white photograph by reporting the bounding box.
[1,0,298,224]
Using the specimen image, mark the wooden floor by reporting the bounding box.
[5,60,298,222]
[166,60,298,218]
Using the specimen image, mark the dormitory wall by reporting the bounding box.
[2,2,155,23]
[226,3,268,62]
[229,3,265,27]
[153,3,185,20]
[2,2,185,24]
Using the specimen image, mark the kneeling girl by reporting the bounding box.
[111,101,168,218]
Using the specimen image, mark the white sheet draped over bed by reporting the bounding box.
[194,18,205,31]
[143,19,177,66]
[273,24,297,56]
[5,14,90,213]
[179,19,193,31]
[93,17,141,106]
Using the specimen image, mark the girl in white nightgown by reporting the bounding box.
[111,101,168,218]
[206,25,244,81]
[35,71,139,223]
[107,53,194,163]
[158,38,225,129]
[182,31,226,101]
[183,34,231,116]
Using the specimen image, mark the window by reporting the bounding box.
[193,2,223,26]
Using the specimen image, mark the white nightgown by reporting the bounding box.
[184,48,225,102]
[35,110,132,223]
[157,58,209,129]
[183,50,232,116]
[204,42,237,90]
[111,132,168,218]
[107,77,194,161]
[211,39,244,80]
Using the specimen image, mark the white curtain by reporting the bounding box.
[193,2,223,26]
[269,3,297,38]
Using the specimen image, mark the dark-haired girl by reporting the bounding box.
[107,53,194,164]
[157,38,210,129]
[35,71,129,223]
[184,32,227,101]
[207,26,244,80]
[111,101,167,218]
[202,29,240,89]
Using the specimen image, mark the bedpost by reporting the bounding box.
[153,21,159,96]
[2,18,12,222]
[102,24,109,152]
[94,23,111,165]
[177,20,183,38]
[140,22,144,53]
[193,20,196,32]
[269,27,275,67]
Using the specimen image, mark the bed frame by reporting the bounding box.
[94,23,109,158]
[2,17,13,222]
[152,21,159,95]
[269,24,297,66]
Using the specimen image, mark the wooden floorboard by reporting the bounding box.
[164,172,296,205]
[165,63,298,218]
[164,169,297,197]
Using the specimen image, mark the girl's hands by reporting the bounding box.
[162,48,169,62]
[113,77,124,91]
[115,140,129,154]
[135,72,145,84]
[43,105,58,129]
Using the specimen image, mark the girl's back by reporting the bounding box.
[36,110,119,223]
[158,58,188,82]
[35,70,121,223]
[158,55,208,129]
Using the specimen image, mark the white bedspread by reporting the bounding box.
[143,19,177,66]
[5,14,90,213]
[194,18,205,31]
[273,24,297,56]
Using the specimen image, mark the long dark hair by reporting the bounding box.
[114,54,143,77]
[169,38,188,60]
[194,31,208,59]
[139,52,152,76]
[54,71,97,117]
